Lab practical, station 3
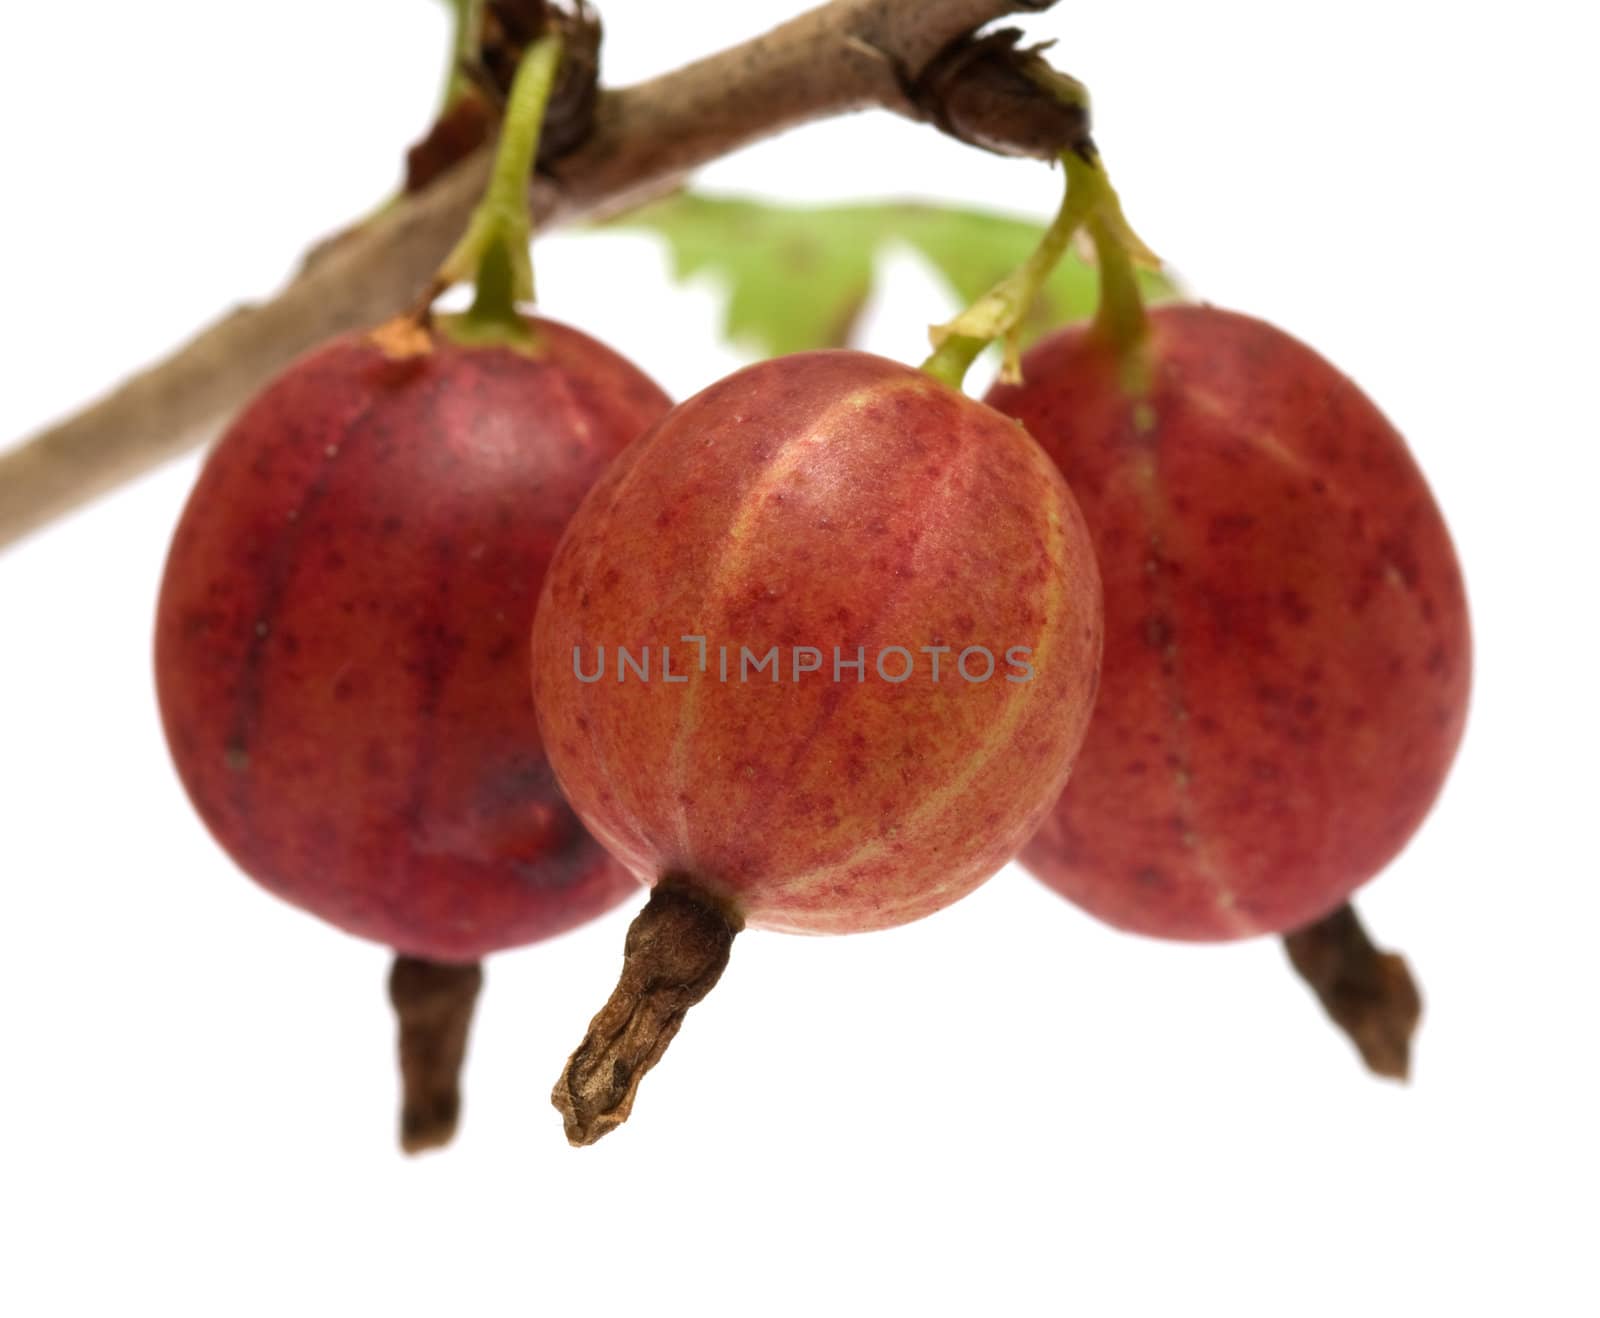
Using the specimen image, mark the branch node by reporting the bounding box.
[910,25,1092,160]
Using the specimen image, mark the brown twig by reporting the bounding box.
[0,0,1077,553]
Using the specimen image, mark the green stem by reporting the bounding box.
[1085,193,1149,358]
[436,32,565,340]
[922,147,1159,395]
[1086,210,1146,347]
[920,150,1102,391]
[437,0,485,112]
[920,334,989,391]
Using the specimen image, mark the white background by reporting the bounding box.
[2,2,1596,1315]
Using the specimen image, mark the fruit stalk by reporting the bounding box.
[553,881,742,1146]
[921,146,1156,390]
[438,0,486,111]
[389,957,486,1152]
[1283,904,1422,1081]
[921,149,1095,390]
[1083,206,1146,357]
[432,29,564,340]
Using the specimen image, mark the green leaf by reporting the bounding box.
[601,191,1180,361]
[602,194,880,358]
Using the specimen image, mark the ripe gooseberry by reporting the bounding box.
[156,317,670,1145]
[986,303,1471,1075]
[530,348,1104,1144]
[154,32,671,1150]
